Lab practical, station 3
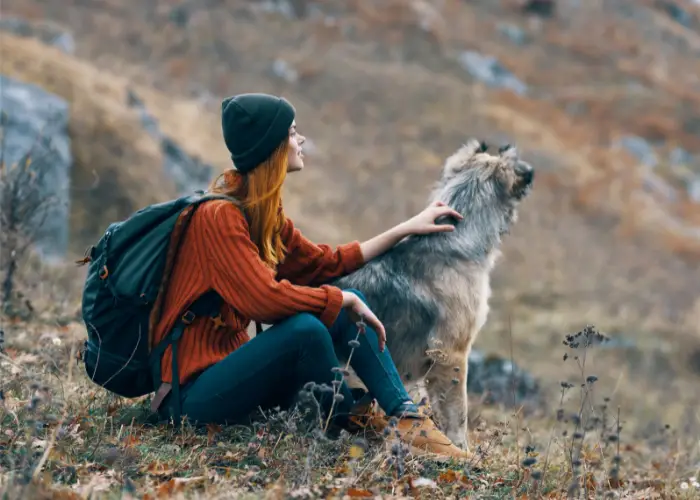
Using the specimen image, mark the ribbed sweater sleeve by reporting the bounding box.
[200,201,344,328]
[276,218,365,286]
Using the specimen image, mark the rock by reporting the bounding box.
[641,171,678,202]
[270,59,299,84]
[50,33,75,54]
[0,75,72,260]
[664,148,700,202]
[126,89,215,194]
[614,135,658,168]
[521,0,556,18]
[254,0,307,20]
[657,1,692,28]
[467,350,540,408]
[498,23,528,46]
[169,4,190,28]
[457,51,528,95]
[688,178,700,203]
[0,17,75,54]
[669,147,693,167]
[161,138,215,194]
[688,348,700,377]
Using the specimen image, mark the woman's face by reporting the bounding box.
[287,121,306,173]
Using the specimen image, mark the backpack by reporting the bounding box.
[77,192,246,423]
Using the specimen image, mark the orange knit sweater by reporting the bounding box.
[151,197,365,386]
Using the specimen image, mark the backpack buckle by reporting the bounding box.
[181,311,195,325]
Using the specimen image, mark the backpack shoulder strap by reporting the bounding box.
[147,194,224,349]
[187,192,263,335]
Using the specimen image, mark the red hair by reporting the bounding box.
[209,140,288,268]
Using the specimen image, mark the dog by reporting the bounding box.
[333,138,534,450]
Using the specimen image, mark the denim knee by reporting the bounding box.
[285,313,333,349]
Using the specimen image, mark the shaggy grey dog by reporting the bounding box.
[333,138,534,450]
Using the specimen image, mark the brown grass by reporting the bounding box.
[2,316,699,498]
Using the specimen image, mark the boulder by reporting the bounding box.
[520,0,556,18]
[0,74,72,260]
[657,1,693,28]
[458,51,528,96]
[498,23,529,46]
[126,89,215,194]
[467,349,541,409]
[614,135,658,168]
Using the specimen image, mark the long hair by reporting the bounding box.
[209,140,289,268]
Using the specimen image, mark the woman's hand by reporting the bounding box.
[342,291,386,352]
[401,200,463,236]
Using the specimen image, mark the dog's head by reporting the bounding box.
[435,138,534,232]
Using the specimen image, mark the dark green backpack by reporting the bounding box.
[78,192,235,418]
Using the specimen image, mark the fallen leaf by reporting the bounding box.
[346,488,373,497]
[123,435,140,447]
[438,469,461,483]
[155,476,206,498]
[412,477,437,488]
[584,472,597,491]
[143,461,174,477]
[349,444,364,459]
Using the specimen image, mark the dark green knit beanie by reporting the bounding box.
[221,93,296,173]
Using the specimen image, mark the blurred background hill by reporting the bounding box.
[1,0,700,488]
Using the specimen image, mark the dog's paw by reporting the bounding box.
[447,431,469,451]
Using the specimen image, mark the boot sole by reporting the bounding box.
[405,444,472,462]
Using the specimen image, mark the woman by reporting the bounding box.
[151,93,468,459]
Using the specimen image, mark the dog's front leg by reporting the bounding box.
[425,355,469,450]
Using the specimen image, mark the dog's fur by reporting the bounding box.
[333,138,534,450]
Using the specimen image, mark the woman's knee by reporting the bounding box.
[282,312,332,345]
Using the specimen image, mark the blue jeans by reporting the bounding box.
[158,289,412,428]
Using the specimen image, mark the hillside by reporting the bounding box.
[1,0,700,497]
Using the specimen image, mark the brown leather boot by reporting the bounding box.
[388,415,471,461]
[349,398,470,461]
[347,395,389,434]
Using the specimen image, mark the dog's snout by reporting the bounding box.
[516,162,534,185]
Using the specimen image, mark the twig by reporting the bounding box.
[323,320,364,434]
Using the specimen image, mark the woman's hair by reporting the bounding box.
[209,139,289,268]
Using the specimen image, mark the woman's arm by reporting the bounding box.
[201,201,344,328]
[277,201,463,285]
[360,200,464,262]
[358,223,411,263]
[276,218,365,286]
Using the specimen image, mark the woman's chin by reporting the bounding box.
[287,162,304,173]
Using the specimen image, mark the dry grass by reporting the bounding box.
[2,314,700,499]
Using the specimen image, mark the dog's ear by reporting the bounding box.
[443,138,484,177]
[498,143,518,167]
